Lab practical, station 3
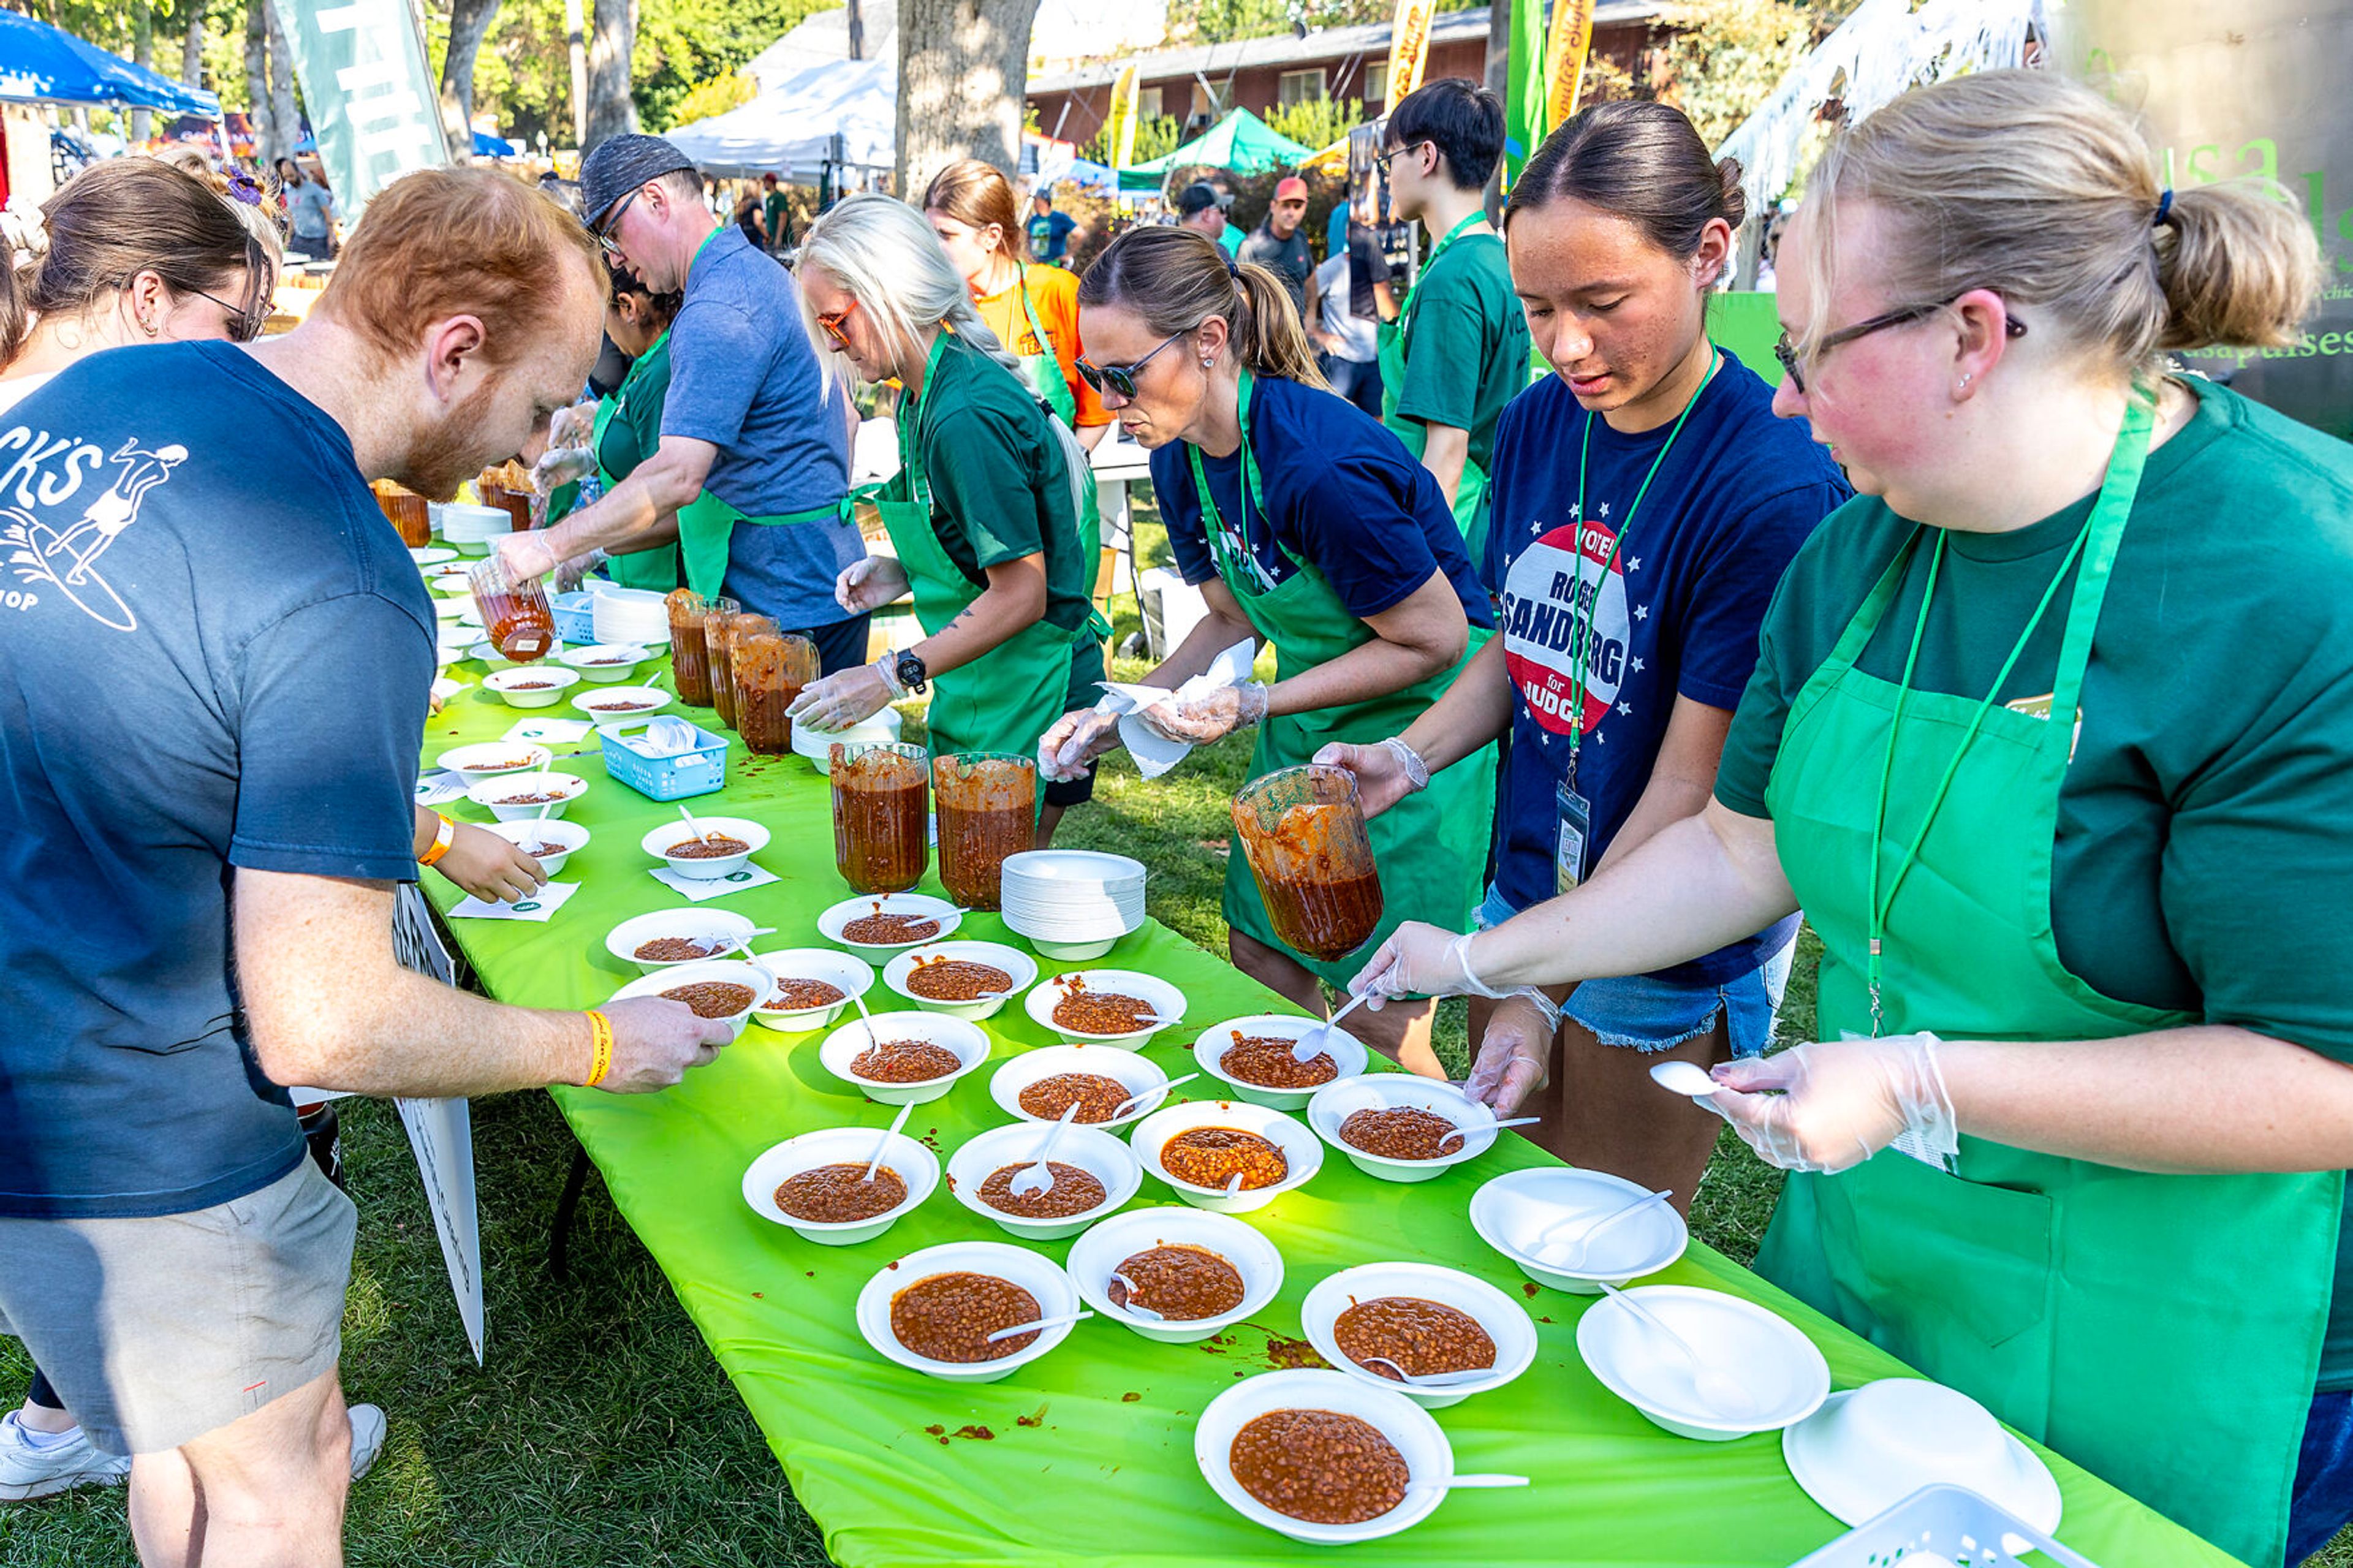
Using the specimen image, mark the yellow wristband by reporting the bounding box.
[583,1010,614,1088]
[417,812,457,868]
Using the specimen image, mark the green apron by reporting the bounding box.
[584,329,687,593]
[1194,370,1496,989]
[879,331,1104,762]
[1380,211,1493,568]
[1757,393,2340,1568]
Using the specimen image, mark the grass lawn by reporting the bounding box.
[6,520,2343,1567]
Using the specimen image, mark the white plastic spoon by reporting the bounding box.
[985,1309,1094,1344]
[1534,1187,1674,1271]
[847,988,879,1050]
[1410,1474,1531,1493]
[1355,1355,1497,1389]
[1108,1072,1199,1122]
[676,803,718,844]
[1649,1059,1724,1099]
[1007,1102,1082,1198]
[1295,990,1371,1062]
[1436,1116,1543,1152]
[1224,1171,1246,1197]
[862,1102,914,1183]
[1110,1273,1165,1323]
[1596,1281,1754,1421]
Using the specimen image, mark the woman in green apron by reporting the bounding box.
[786,194,1108,841]
[1316,100,1849,1196]
[1044,225,1498,1076]
[1352,71,2353,1568]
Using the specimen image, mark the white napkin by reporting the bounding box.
[502,717,593,746]
[413,770,468,807]
[446,881,580,922]
[1089,637,1258,780]
[648,862,781,902]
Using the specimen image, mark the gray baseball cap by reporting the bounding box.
[578,133,697,225]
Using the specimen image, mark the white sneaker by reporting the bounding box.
[0,1411,129,1501]
[346,1403,386,1482]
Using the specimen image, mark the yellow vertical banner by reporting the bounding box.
[1107,62,1141,170]
[1544,0,1597,126]
[1385,0,1438,110]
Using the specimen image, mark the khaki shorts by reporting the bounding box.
[0,1157,354,1456]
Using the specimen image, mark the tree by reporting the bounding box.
[1078,112,1181,167]
[584,0,637,148]
[895,0,1041,192]
[1260,94,1363,153]
[1654,0,1838,147]
[439,0,504,158]
[670,69,756,127]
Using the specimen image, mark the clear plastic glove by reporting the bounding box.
[1464,989,1559,1115]
[493,528,561,583]
[1347,924,1511,1010]
[1039,702,1122,782]
[835,555,910,615]
[552,549,608,594]
[1707,1032,1956,1175]
[531,445,597,496]
[430,821,548,904]
[1308,736,1430,822]
[1138,679,1268,746]
[788,659,894,733]
[548,400,599,452]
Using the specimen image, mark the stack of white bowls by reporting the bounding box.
[998,849,1146,960]
[591,586,670,647]
[438,502,513,556]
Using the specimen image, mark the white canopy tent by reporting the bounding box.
[664,58,893,183]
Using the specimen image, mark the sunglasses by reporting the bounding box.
[816,297,860,349]
[1075,331,1184,400]
[591,190,638,257]
[189,285,263,343]
[1775,294,2028,395]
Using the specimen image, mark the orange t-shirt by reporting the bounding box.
[972,262,1111,429]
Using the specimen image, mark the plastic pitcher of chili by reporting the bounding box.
[708,611,773,730]
[667,589,731,706]
[1230,765,1384,961]
[933,752,1035,911]
[371,480,431,548]
[733,631,820,756]
[832,740,930,894]
[468,556,557,662]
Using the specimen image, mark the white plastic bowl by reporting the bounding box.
[854,1240,1082,1383]
[465,770,587,822]
[431,588,473,615]
[1024,968,1188,1045]
[1780,1377,2061,1530]
[944,1121,1142,1241]
[410,546,458,568]
[570,686,672,724]
[482,817,590,877]
[1127,1099,1323,1214]
[1305,1075,1503,1183]
[1026,934,1127,961]
[1195,1015,1372,1111]
[746,947,874,1032]
[1467,1166,1689,1295]
[882,940,1038,1022]
[816,893,964,965]
[604,909,762,974]
[559,643,653,684]
[430,572,476,598]
[988,1044,1172,1129]
[468,638,569,672]
[1300,1261,1539,1409]
[1194,1368,1455,1545]
[640,814,770,882]
[817,1011,991,1106]
[609,957,772,1044]
[743,1126,939,1246]
[482,666,582,709]
[791,708,903,773]
[1578,1283,1830,1441]
[1067,1207,1284,1344]
[435,740,552,787]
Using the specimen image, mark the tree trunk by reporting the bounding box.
[245,1,279,165]
[183,2,206,91]
[131,8,153,143]
[265,3,299,165]
[1482,0,1511,217]
[438,0,503,161]
[895,0,1040,194]
[583,0,638,151]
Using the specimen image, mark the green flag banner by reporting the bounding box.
[267,0,449,221]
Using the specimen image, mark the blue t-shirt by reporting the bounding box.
[1481,350,1847,982]
[1026,208,1076,262]
[1153,374,1493,629]
[0,342,433,1219]
[662,226,862,629]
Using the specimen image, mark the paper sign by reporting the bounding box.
[391,886,485,1363]
[446,881,580,922]
[414,770,468,806]
[650,862,780,902]
[502,717,594,745]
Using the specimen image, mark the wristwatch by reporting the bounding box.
[893,648,930,695]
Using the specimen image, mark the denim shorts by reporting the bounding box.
[1474,881,1792,1059]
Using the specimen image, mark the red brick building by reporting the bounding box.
[1028,2,1663,150]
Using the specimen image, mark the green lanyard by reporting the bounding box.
[1401,210,1487,326]
[1186,369,1279,594]
[1860,391,2156,1035]
[895,328,952,513]
[1563,349,1721,765]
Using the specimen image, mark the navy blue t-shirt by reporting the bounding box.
[664,226,862,629]
[0,342,433,1219]
[1153,374,1493,629]
[1481,350,1847,983]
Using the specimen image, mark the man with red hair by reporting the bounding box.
[0,167,730,1566]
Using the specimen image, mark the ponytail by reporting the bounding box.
[1078,226,1331,390]
[2154,181,2319,352]
[0,255,26,370]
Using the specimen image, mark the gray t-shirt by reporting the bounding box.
[662,227,861,629]
[287,180,335,239]
[1238,222,1313,316]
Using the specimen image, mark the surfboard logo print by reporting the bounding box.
[3,439,186,632]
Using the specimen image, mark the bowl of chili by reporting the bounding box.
[1193,1368,1457,1545]
[482,666,582,710]
[944,1120,1142,1240]
[882,940,1039,1022]
[1300,1261,1539,1409]
[817,1010,991,1106]
[1023,969,1188,1046]
[1305,1075,1502,1184]
[609,956,772,1043]
[816,893,965,966]
[987,1045,1173,1129]
[1128,1099,1323,1214]
[1066,1206,1285,1344]
[481,817,591,877]
[465,770,588,822]
[745,947,873,1032]
[743,1124,939,1246]
[1195,1013,1372,1110]
[639,814,771,882]
[854,1240,1083,1384]
[603,909,763,974]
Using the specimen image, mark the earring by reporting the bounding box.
[141,317,159,338]
[1957,372,1972,392]
[1200,357,1213,368]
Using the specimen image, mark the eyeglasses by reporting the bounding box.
[816,297,860,349]
[189,285,263,343]
[1373,140,1428,175]
[591,190,638,257]
[1074,331,1185,400]
[1774,295,2028,395]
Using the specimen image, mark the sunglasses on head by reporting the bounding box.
[1075,331,1185,399]
[1774,294,2027,395]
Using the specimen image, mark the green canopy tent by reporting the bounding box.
[1118,105,1316,194]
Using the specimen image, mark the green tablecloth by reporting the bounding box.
[419,662,2240,1568]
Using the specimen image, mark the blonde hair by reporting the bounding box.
[1076,225,1330,390]
[1795,69,2319,380]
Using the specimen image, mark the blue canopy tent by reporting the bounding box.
[0,10,221,115]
